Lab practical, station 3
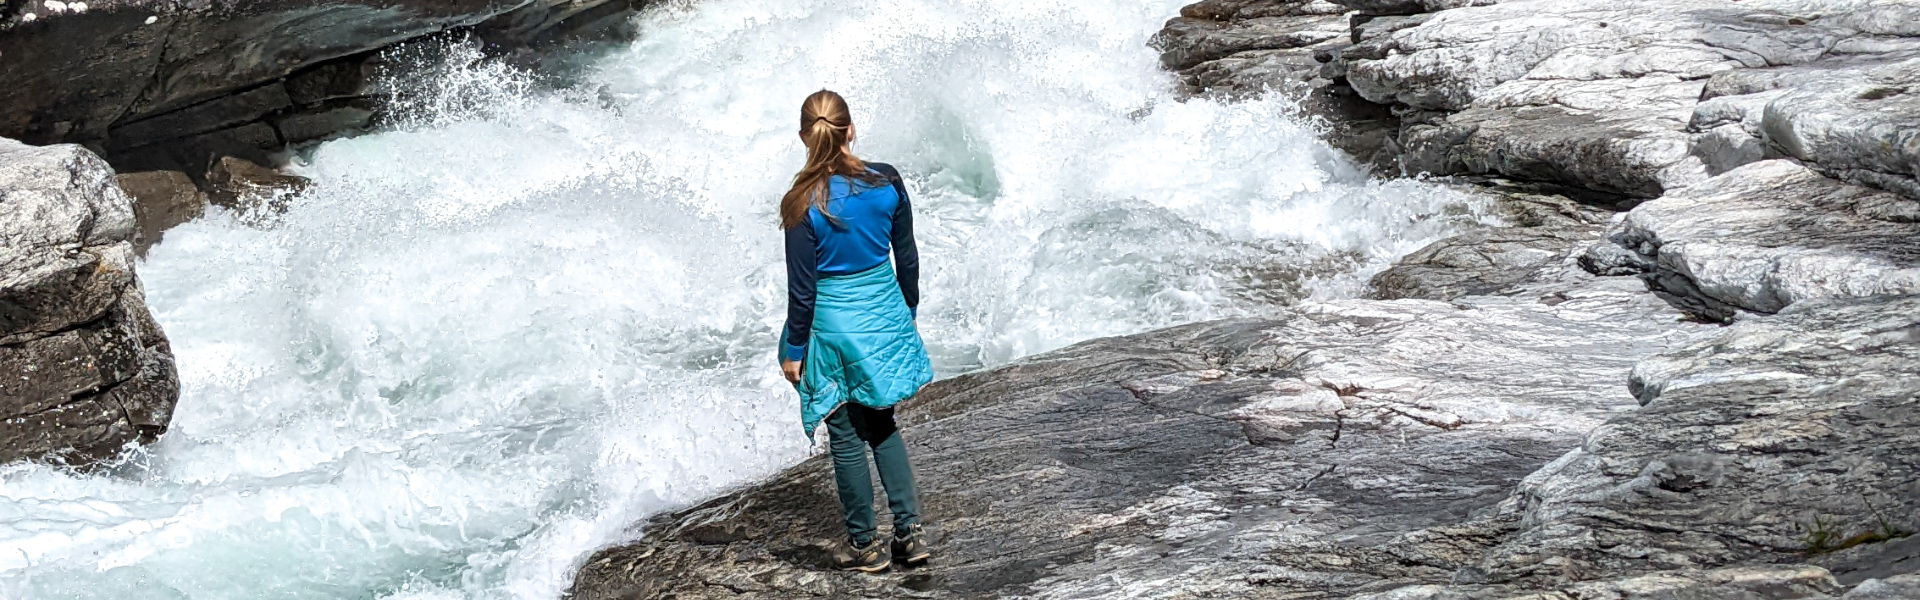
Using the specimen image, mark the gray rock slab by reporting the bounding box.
[1594,160,1920,321]
[1472,294,1920,587]
[570,273,1709,598]
[1763,58,1920,199]
[1155,13,1349,71]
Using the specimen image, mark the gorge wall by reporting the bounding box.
[0,0,660,177]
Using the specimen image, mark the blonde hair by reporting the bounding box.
[781,90,886,229]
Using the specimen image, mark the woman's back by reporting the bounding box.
[806,164,908,277]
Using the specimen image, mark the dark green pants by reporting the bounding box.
[826,404,920,546]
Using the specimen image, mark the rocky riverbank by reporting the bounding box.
[569,0,1920,597]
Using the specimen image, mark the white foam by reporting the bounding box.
[0,0,1486,597]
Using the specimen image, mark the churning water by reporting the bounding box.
[0,0,1487,597]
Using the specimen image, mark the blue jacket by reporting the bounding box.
[782,163,919,361]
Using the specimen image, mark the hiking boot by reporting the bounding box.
[835,538,890,573]
[891,529,931,565]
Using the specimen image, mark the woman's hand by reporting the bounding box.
[782,360,803,384]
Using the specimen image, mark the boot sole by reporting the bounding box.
[842,562,891,573]
[898,552,930,565]
[840,557,891,573]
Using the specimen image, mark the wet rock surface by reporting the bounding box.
[571,269,1719,598]
[0,139,179,465]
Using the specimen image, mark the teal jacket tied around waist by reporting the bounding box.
[795,263,932,437]
[783,163,932,437]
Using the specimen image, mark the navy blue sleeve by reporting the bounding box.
[872,163,919,317]
[782,220,818,362]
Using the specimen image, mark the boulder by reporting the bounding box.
[205,156,312,214]
[1589,160,1920,321]
[116,170,207,255]
[1369,226,1600,301]
[1368,180,1619,301]
[0,138,179,465]
[571,271,1711,598]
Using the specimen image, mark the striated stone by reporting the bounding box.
[1155,14,1349,71]
[1369,226,1599,301]
[0,0,668,172]
[0,138,178,465]
[1592,160,1920,321]
[116,170,207,256]
[1762,58,1920,199]
[274,105,376,144]
[571,271,1710,598]
[107,83,294,152]
[1179,0,1348,21]
[1475,294,1920,586]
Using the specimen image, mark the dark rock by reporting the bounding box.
[1326,0,1495,17]
[205,156,311,212]
[0,138,179,465]
[0,0,668,172]
[571,272,1711,598]
[274,104,376,144]
[108,84,294,153]
[1180,0,1348,21]
[116,170,207,256]
[285,60,375,107]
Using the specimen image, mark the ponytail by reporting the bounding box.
[781,90,888,229]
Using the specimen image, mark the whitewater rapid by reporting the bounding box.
[0,0,1488,598]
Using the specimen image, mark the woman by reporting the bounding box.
[779,89,935,573]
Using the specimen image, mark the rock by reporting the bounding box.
[1470,294,1920,587]
[1591,160,1920,321]
[1327,0,1494,17]
[1155,14,1348,71]
[1154,0,1920,199]
[0,0,666,172]
[571,271,1711,598]
[1155,4,1410,165]
[273,105,377,144]
[0,138,179,465]
[1358,564,1847,599]
[115,170,207,255]
[1762,58,1920,199]
[1368,180,1621,301]
[1369,226,1600,301]
[1846,573,1920,599]
[205,156,312,213]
